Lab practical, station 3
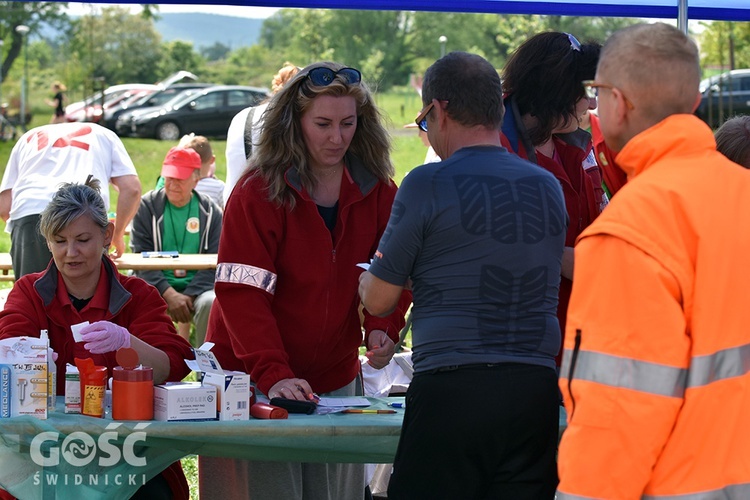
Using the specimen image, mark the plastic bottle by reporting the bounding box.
[75,358,107,418]
[40,330,56,413]
[112,347,153,420]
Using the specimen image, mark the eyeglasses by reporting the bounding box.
[306,67,362,87]
[415,102,435,132]
[583,80,635,110]
[564,32,582,52]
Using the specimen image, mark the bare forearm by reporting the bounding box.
[113,182,141,241]
[128,335,170,384]
[0,190,12,222]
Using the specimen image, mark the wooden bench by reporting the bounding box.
[0,253,219,283]
[0,253,14,282]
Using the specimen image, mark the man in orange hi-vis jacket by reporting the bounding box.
[558,22,750,499]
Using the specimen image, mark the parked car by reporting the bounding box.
[695,69,750,129]
[103,83,214,132]
[64,84,159,123]
[115,88,207,137]
[64,71,200,125]
[127,85,270,140]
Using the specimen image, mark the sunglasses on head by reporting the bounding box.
[306,67,362,87]
[564,32,582,52]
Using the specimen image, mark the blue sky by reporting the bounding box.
[65,3,280,19]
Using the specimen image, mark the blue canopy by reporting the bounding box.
[136,0,750,21]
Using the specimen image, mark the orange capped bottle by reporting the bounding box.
[112,347,153,420]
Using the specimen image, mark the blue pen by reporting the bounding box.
[388,402,405,408]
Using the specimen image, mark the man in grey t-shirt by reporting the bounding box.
[359,52,567,499]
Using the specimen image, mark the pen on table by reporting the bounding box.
[388,402,404,408]
[342,409,397,414]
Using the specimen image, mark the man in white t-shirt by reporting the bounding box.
[0,122,141,277]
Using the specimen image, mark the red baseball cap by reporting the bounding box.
[161,147,201,180]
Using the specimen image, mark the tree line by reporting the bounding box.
[0,1,747,111]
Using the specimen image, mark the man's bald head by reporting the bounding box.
[598,23,700,125]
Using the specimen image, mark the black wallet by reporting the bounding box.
[269,397,318,414]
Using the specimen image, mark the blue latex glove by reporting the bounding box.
[80,321,131,354]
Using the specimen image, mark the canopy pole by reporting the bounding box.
[678,0,688,34]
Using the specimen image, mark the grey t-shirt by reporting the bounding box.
[369,145,567,373]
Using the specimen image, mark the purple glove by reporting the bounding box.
[80,321,131,354]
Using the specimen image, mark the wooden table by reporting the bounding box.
[0,253,218,282]
[113,253,218,271]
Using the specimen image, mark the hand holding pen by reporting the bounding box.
[365,329,395,369]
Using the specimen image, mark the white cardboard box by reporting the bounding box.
[187,343,252,421]
[0,337,49,419]
[202,371,251,421]
[153,382,217,421]
[64,364,80,414]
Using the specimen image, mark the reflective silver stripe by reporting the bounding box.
[558,484,750,500]
[556,491,598,499]
[688,343,750,389]
[215,263,277,294]
[643,483,750,499]
[562,341,750,399]
[563,349,688,398]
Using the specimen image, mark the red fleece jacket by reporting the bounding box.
[208,157,410,395]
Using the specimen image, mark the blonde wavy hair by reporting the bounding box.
[250,61,394,209]
[271,62,300,94]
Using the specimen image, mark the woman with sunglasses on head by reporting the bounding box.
[201,62,411,499]
[501,32,605,366]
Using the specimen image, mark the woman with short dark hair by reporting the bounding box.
[501,32,606,365]
[715,115,750,168]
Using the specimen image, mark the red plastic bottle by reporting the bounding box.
[112,348,153,421]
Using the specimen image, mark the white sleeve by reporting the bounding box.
[0,139,23,192]
[105,128,137,178]
[225,107,251,202]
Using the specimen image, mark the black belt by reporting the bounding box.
[432,363,505,373]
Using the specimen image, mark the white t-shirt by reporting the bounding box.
[196,176,225,209]
[1,122,137,232]
[224,102,268,203]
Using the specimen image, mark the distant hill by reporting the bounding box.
[155,13,265,50]
[39,12,265,51]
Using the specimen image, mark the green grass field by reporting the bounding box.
[0,93,425,499]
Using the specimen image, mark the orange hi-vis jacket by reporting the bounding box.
[558,114,750,499]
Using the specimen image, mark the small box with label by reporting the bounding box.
[202,371,251,421]
[187,343,251,421]
[153,382,217,421]
[64,364,81,414]
[0,337,49,419]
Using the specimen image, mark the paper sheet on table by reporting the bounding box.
[318,397,371,407]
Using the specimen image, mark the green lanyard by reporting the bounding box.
[166,195,196,252]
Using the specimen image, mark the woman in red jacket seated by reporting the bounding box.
[0,177,193,500]
[500,32,606,365]
[203,62,411,499]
